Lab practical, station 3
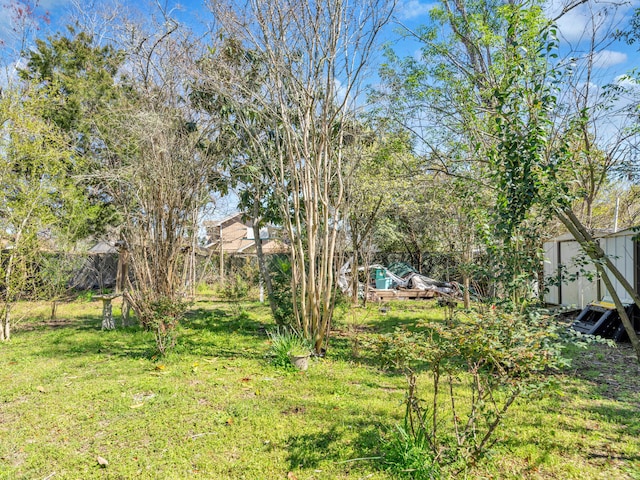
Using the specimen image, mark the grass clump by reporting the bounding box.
[383,425,441,480]
[267,327,312,369]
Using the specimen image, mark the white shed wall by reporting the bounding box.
[544,228,638,308]
[601,233,636,304]
[559,240,598,309]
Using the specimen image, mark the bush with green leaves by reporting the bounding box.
[136,296,190,355]
[218,273,250,315]
[369,307,578,476]
[268,256,297,326]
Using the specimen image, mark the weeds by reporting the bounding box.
[218,274,250,315]
[75,290,94,302]
[383,424,441,480]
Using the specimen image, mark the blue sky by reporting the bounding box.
[395,0,639,85]
[2,0,638,84]
[1,0,638,217]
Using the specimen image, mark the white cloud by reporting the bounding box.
[555,7,592,43]
[592,49,628,68]
[397,0,435,21]
[614,74,640,89]
[547,0,637,45]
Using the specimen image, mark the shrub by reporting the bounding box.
[134,296,189,355]
[372,307,575,476]
[268,256,297,326]
[218,273,250,315]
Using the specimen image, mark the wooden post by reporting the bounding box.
[219,224,224,285]
[121,296,131,327]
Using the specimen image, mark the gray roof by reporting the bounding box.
[88,241,118,254]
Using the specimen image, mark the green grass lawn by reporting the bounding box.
[1,298,639,479]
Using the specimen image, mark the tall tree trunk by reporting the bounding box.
[351,225,360,305]
[219,224,225,285]
[3,312,9,340]
[251,219,278,322]
[1,250,17,342]
[348,196,383,305]
[0,308,9,341]
[463,276,471,309]
[556,207,640,363]
[462,244,472,309]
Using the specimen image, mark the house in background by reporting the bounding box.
[543,227,640,309]
[204,213,287,255]
[69,214,288,291]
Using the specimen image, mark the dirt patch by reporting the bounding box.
[570,342,640,400]
[331,324,375,338]
[14,317,84,332]
[281,406,306,415]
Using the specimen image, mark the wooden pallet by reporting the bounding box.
[369,288,436,302]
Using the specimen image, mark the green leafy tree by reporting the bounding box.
[0,86,77,340]
[392,0,640,358]
[17,27,122,244]
[211,0,395,353]
[193,38,283,321]
[344,125,410,303]
[376,0,564,307]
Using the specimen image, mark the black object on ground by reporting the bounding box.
[571,302,640,342]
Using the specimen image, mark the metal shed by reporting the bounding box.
[543,227,639,308]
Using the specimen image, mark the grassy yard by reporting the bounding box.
[0,298,639,479]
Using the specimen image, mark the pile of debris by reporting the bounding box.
[339,261,461,302]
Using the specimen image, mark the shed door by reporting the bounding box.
[559,241,598,309]
[543,241,559,305]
